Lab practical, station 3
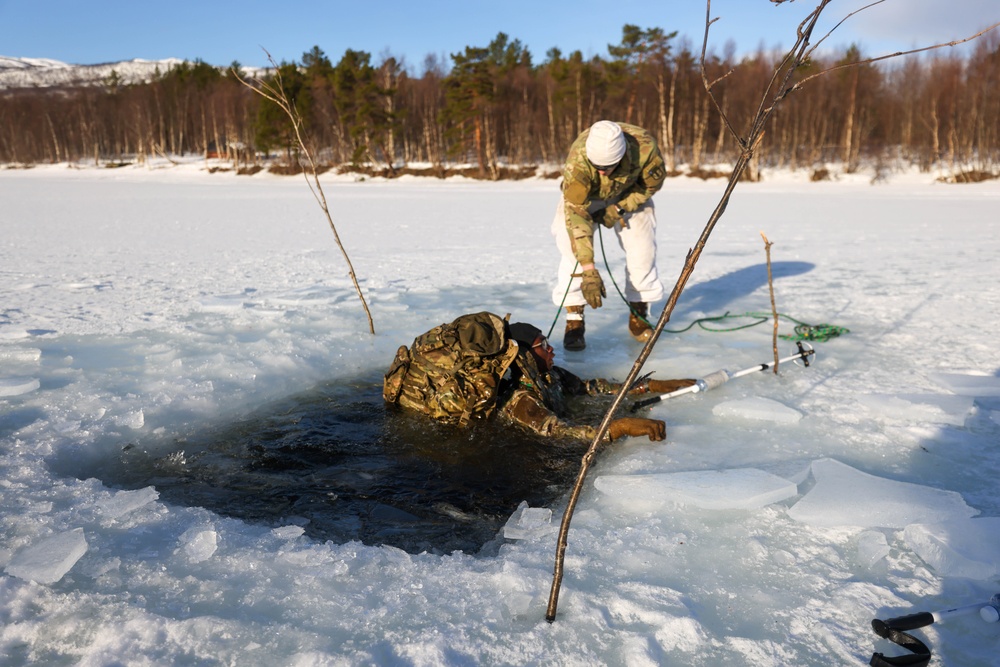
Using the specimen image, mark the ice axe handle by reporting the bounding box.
[629,383,701,412]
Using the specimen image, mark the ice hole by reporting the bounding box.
[50,376,589,555]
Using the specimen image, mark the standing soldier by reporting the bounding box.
[551,120,668,350]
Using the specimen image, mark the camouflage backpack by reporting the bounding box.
[383,312,520,426]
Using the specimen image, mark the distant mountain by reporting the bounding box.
[0,56,264,90]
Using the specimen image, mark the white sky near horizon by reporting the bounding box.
[1,0,997,72]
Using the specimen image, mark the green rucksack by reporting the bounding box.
[383,312,520,426]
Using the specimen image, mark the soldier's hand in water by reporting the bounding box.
[580,269,606,309]
[609,417,666,441]
[647,378,697,394]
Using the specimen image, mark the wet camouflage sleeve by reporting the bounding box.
[560,122,667,265]
[499,388,608,442]
[497,367,640,442]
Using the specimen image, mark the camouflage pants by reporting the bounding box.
[550,198,665,308]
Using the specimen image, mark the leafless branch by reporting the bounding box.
[796,21,1000,90]
[801,0,887,57]
[761,232,779,372]
[700,5,743,144]
[233,50,375,335]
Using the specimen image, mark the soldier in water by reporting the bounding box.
[384,312,693,444]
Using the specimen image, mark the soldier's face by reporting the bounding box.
[591,160,619,176]
[531,335,555,371]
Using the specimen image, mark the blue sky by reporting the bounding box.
[2,0,996,71]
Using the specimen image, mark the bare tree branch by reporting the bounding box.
[700,5,743,145]
[761,232,779,373]
[801,0,887,57]
[233,50,375,335]
[797,21,1000,90]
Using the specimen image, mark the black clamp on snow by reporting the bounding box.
[869,596,1000,667]
[869,615,932,667]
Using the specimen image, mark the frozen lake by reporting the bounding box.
[2,161,999,665]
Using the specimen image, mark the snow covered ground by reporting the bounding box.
[2,159,999,665]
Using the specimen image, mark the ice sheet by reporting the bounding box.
[0,376,40,397]
[903,518,1000,580]
[858,393,974,426]
[3,162,1000,665]
[787,458,977,528]
[5,528,88,584]
[712,397,803,423]
[928,372,1000,397]
[594,468,799,511]
[96,486,159,520]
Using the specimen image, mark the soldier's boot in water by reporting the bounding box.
[563,305,586,351]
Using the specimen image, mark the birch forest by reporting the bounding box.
[2,27,998,179]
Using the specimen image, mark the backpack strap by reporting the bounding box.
[383,346,412,403]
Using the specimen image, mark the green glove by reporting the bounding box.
[580,268,606,309]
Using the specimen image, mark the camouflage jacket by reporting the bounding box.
[498,351,634,442]
[561,122,667,265]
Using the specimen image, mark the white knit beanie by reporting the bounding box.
[585,120,626,167]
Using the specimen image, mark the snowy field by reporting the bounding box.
[2,160,1000,665]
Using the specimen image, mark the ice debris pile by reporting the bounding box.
[593,456,999,579]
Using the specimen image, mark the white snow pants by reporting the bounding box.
[550,198,665,308]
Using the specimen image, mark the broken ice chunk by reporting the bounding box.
[503,501,554,540]
[903,517,1000,579]
[178,528,218,563]
[788,458,977,528]
[5,528,88,584]
[271,525,306,540]
[594,468,798,511]
[856,530,890,569]
[97,486,159,520]
[0,377,40,397]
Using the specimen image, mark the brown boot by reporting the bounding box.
[629,302,653,342]
[563,305,586,351]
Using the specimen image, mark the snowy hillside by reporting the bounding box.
[0,56,265,89]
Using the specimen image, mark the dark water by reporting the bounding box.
[83,378,591,555]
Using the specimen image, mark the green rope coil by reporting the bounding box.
[662,311,849,342]
[549,226,850,343]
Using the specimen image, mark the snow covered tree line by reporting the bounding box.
[1,26,998,177]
